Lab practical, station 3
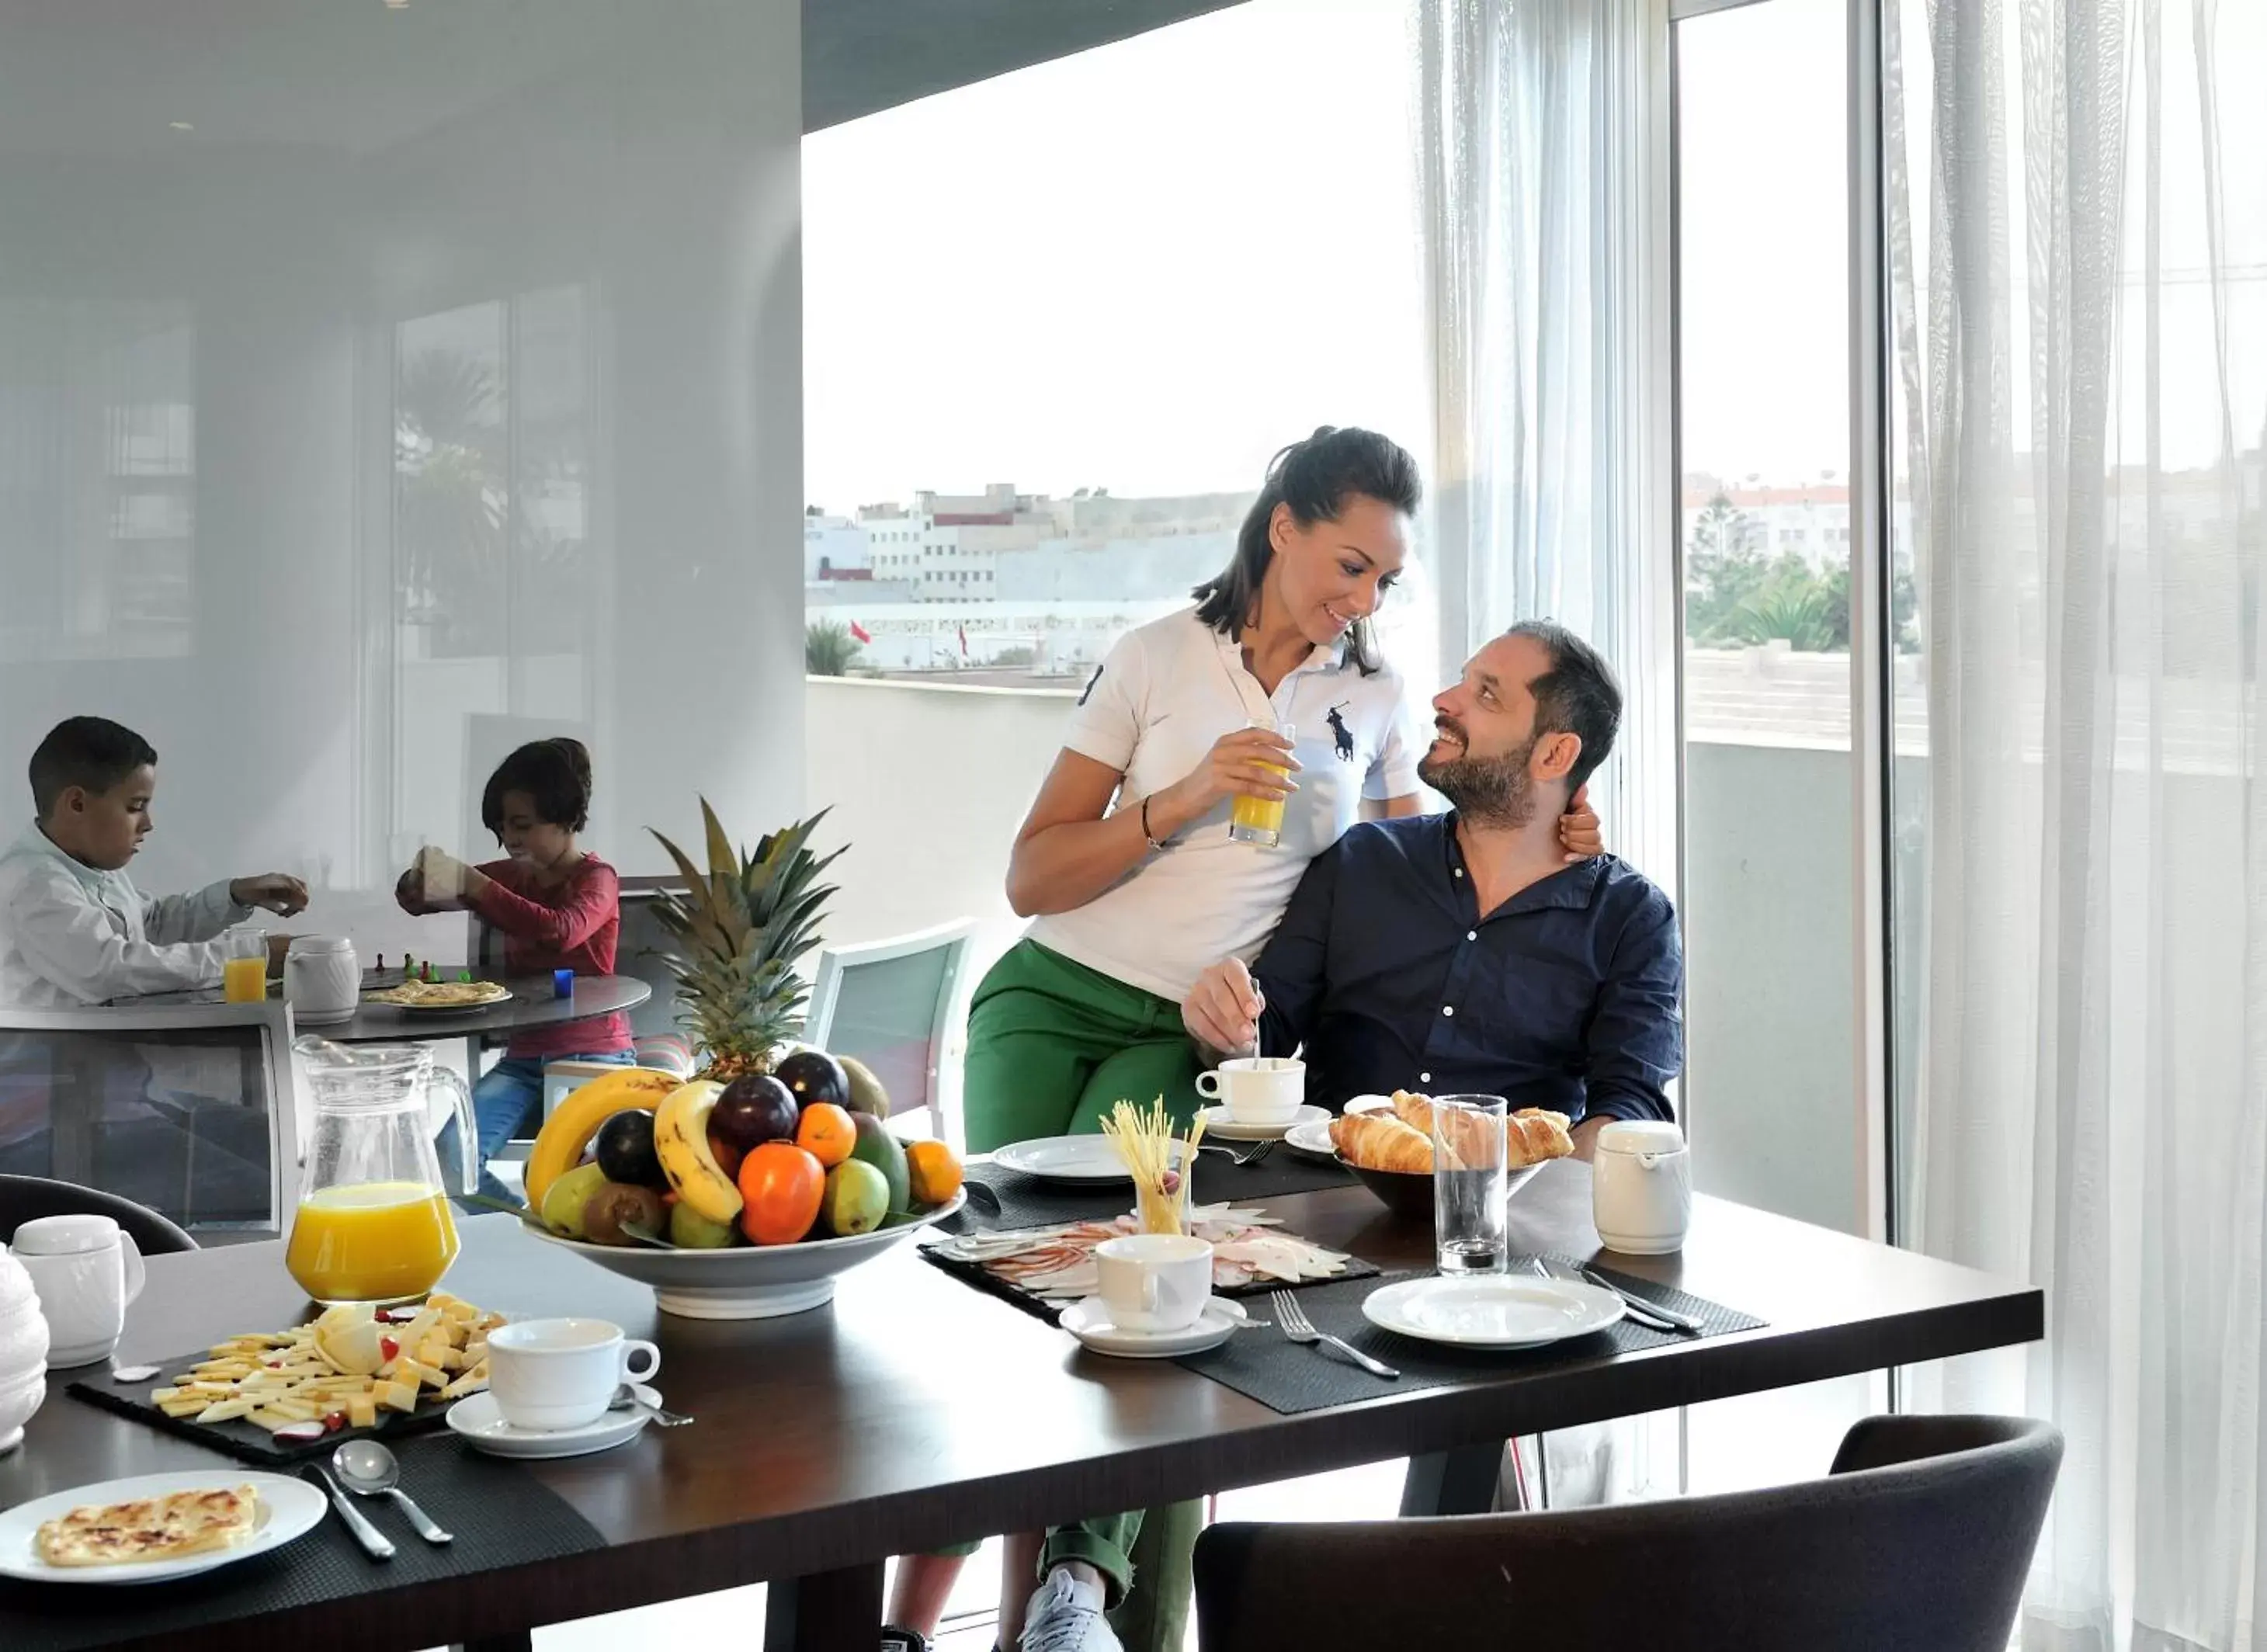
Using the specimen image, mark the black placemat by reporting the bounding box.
[1174,1257,1768,1414]
[919,1227,1380,1328]
[947,1148,1357,1234]
[0,1429,609,1651]
[68,1345,459,1466]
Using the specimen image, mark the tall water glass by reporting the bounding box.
[1432,1094,1508,1275]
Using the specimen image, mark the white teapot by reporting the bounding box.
[0,1248,50,1452]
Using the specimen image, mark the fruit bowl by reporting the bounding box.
[529,1190,967,1320]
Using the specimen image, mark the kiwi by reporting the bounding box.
[582,1182,665,1246]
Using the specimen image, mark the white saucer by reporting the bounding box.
[1361,1275,1623,1350]
[446,1387,657,1458]
[1284,1117,1338,1157]
[0,1470,325,1586]
[1196,1104,1327,1142]
[1058,1295,1247,1358]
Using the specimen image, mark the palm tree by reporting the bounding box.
[805,618,865,676]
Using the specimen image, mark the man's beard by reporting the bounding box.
[1418,723,1539,828]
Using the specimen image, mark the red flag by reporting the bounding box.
[849,620,872,644]
[957,624,969,658]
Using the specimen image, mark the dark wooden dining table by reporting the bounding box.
[0,1159,2041,1652]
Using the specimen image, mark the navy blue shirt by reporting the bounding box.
[1252,814,1682,1124]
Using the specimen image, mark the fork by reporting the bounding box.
[1269,1289,1399,1380]
[1199,1140,1276,1168]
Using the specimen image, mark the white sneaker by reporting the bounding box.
[1018,1567,1123,1652]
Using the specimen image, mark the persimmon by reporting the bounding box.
[737,1142,825,1244]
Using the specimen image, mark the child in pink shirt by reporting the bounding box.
[395,738,632,1202]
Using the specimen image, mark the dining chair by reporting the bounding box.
[1193,1413,2063,1652]
[803,919,975,1143]
[0,1001,300,1238]
[0,1174,196,1254]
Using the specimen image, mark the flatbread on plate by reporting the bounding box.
[366,979,512,1008]
[35,1484,261,1568]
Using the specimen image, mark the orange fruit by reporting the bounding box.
[737,1142,825,1245]
[906,1139,963,1209]
[795,1102,857,1168]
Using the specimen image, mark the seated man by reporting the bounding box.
[1183,618,1682,1150]
[0,717,307,1006]
[1009,622,1682,1652]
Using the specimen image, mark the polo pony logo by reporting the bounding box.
[1326,703,1355,761]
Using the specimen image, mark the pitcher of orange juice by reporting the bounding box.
[285,1038,474,1304]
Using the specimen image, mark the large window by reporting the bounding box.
[801,0,1431,692]
[1676,0,1856,1232]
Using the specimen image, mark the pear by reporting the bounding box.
[539,1161,610,1237]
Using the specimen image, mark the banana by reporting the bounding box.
[654,1080,744,1224]
[522,1067,685,1210]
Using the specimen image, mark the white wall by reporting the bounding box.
[0,1,804,970]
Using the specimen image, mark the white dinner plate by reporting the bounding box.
[0,1470,325,1586]
[991,1136,1189,1185]
[1196,1104,1329,1142]
[1360,1275,1624,1350]
[1058,1295,1247,1358]
[446,1387,655,1459]
[1283,1117,1338,1158]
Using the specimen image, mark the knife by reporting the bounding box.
[305,1463,395,1560]
[1578,1266,1704,1335]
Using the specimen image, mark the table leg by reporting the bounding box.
[1399,1443,1506,1516]
[764,1560,887,1652]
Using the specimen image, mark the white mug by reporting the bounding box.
[9,1215,145,1369]
[1094,1233,1213,1333]
[486,1317,661,1431]
[284,935,360,1025]
[1591,1121,1692,1255]
[1195,1056,1305,1126]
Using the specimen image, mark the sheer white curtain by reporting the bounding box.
[1890,2,2267,1647]
[1412,0,1678,1508]
[1411,0,1679,887]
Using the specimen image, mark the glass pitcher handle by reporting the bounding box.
[425,1064,477,1196]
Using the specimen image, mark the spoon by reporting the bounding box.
[331,1439,453,1544]
[609,1384,695,1427]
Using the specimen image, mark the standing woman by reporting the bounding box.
[891,429,1599,1652]
[962,426,1598,1154]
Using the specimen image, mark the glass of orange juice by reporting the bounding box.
[220,925,269,1003]
[1227,721,1295,848]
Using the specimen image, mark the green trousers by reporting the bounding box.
[953,940,1207,1650]
[961,939,1203,1152]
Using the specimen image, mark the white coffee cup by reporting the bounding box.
[1591,1121,1692,1255]
[485,1317,661,1431]
[1093,1233,1213,1333]
[9,1215,145,1369]
[1196,1056,1305,1126]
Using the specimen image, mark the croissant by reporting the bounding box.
[1388,1090,1438,1136]
[1507,1108,1575,1168]
[1329,1111,1434,1174]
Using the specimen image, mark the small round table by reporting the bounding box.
[313,970,654,1044]
[143,970,654,1045]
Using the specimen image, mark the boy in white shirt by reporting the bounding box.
[0,717,307,1007]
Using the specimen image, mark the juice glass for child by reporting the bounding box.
[221,925,268,1003]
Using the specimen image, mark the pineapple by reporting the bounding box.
[647,800,844,1081]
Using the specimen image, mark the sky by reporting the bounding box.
[802,0,2266,512]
